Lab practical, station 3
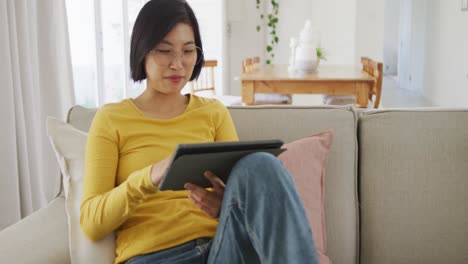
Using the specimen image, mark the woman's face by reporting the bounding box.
[144,22,199,95]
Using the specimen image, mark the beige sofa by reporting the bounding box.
[1,105,467,264]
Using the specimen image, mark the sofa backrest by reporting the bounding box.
[68,105,360,264]
[228,106,359,264]
[358,109,468,264]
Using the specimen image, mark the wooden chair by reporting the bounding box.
[188,60,243,106]
[242,57,260,72]
[189,60,217,95]
[323,57,383,108]
[363,57,384,108]
[242,57,292,105]
[189,58,291,106]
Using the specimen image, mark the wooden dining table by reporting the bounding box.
[241,64,375,108]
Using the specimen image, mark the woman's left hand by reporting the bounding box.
[184,171,225,218]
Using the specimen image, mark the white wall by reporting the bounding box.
[355,0,385,63]
[276,0,357,65]
[226,0,264,95]
[267,0,385,67]
[227,0,385,68]
[423,0,468,107]
[227,0,359,96]
[383,0,400,75]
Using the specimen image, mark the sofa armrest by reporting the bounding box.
[0,197,70,263]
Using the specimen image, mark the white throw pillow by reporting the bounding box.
[47,117,115,264]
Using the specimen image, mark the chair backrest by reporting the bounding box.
[253,56,260,70]
[242,58,252,73]
[189,60,217,95]
[242,57,260,73]
[361,57,383,108]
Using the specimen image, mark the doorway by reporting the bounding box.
[383,0,430,93]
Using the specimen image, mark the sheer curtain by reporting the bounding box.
[0,0,75,230]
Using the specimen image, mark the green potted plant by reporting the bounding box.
[255,0,279,64]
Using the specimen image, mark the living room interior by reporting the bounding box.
[64,0,468,109]
[1,0,467,263]
[209,0,467,108]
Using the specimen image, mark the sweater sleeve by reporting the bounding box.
[80,109,158,241]
[214,103,239,142]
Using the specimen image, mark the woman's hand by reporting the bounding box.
[150,155,173,186]
[184,171,225,218]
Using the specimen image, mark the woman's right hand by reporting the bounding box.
[150,155,173,186]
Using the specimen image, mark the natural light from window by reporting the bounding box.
[66,0,222,108]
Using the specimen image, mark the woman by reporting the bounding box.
[81,0,319,263]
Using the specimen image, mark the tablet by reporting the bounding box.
[159,139,285,191]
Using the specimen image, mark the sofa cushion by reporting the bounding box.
[47,118,115,264]
[278,131,334,264]
[0,198,70,264]
[359,109,468,264]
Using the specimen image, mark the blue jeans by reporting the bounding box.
[125,152,318,264]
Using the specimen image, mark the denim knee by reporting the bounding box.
[237,152,279,166]
[228,152,288,188]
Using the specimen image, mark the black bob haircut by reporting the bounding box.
[130,0,204,82]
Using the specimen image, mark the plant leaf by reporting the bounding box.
[316,48,327,61]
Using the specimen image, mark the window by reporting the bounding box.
[66,0,223,107]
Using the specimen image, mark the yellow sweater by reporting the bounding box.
[80,95,238,263]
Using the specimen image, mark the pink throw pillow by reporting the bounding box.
[278,131,334,264]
